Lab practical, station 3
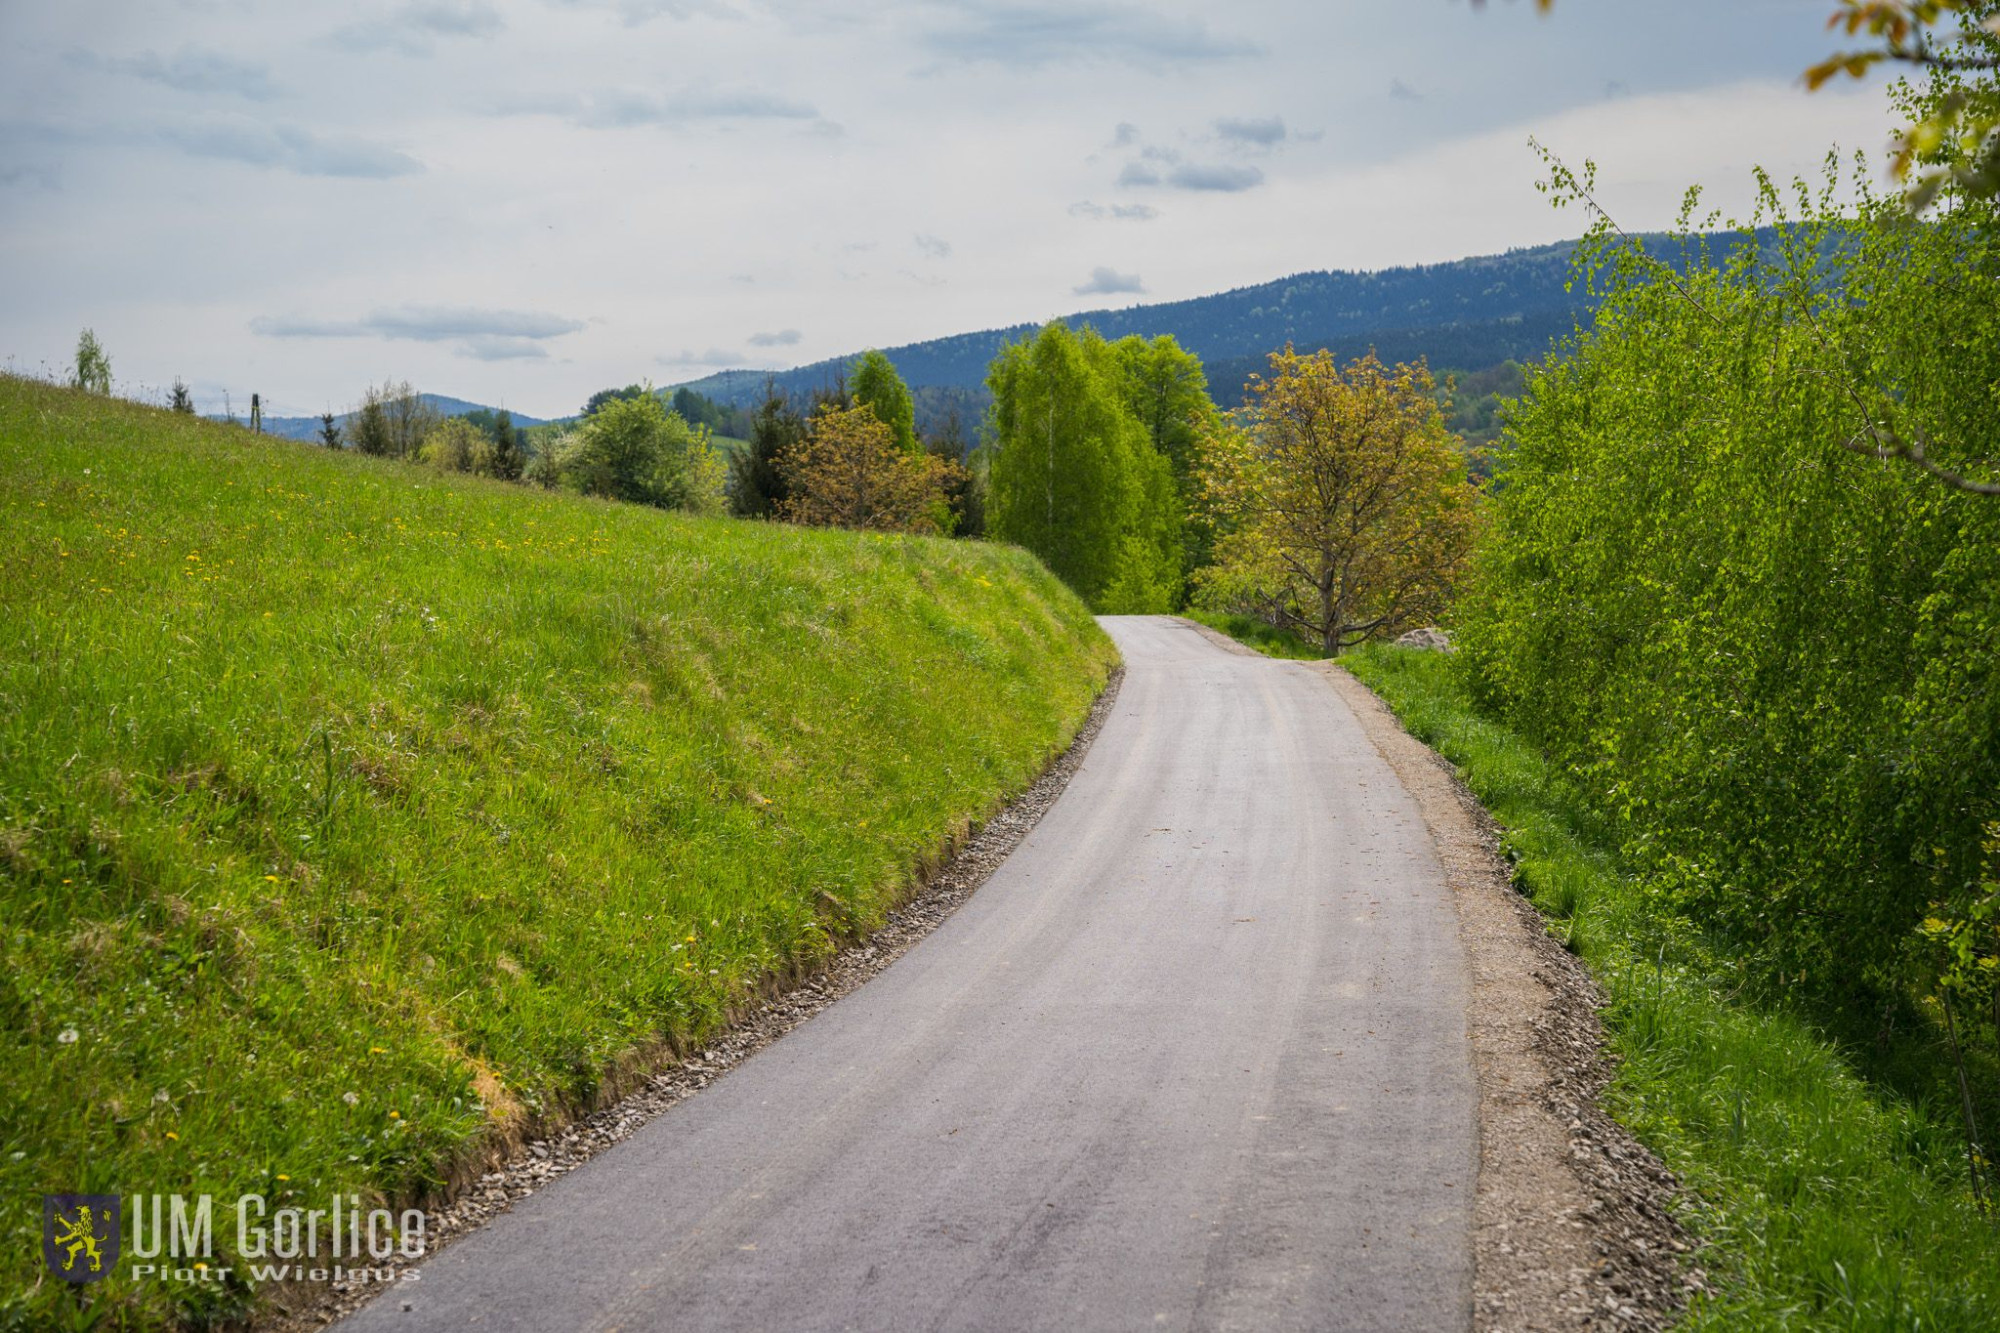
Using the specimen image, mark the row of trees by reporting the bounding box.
[977,322,1479,641]
[74,317,1474,651]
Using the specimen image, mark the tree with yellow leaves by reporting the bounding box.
[781,403,961,534]
[1195,349,1479,656]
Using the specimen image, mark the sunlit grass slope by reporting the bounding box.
[0,376,1115,1327]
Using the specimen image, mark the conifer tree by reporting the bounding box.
[729,382,803,518]
[169,379,196,415]
[319,411,342,448]
[491,409,524,480]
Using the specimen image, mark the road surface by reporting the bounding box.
[344,615,1476,1332]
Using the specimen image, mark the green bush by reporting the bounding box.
[1455,178,2000,996]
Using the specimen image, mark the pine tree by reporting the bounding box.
[491,409,523,481]
[353,394,392,456]
[169,379,196,415]
[729,382,803,518]
[319,411,342,448]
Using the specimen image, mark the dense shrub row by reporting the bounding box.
[1455,183,2000,1001]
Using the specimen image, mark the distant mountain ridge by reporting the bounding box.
[222,395,549,443]
[671,238,1602,411]
[671,232,1745,420]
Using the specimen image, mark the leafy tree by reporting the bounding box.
[584,384,647,417]
[1454,172,2000,998]
[170,379,196,415]
[418,418,492,474]
[986,322,1180,612]
[561,392,724,513]
[1812,0,2000,209]
[780,403,956,534]
[72,329,111,395]
[730,383,803,518]
[1195,349,1478,655]
[352,396,392,457]
[1115,333,1220,588]
[319,411,342,448]
[1113,334,1217,483]
[851,350,919,453]
[352,381,440,459]
[490,409,523,481]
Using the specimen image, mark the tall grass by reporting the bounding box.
[0,376,1115,1328]
[1347,646,2000,1330]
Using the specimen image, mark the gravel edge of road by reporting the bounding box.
[1315,660,1700,1333]
[280,667,1126,1332]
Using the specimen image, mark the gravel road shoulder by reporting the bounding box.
[1315,660,1698,1332]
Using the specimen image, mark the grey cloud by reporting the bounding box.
[1389,77,1423,102]
[1215,115,1285,146]
[1117,161,1161,187]
[1139,144,1180,163]
[661,348,748,367]
[67,48,279,100]
[458,336,550,360]
[550,0,729,25]
[921,3,1259,69]
[1165,162,1263,192]
[1111,122,1140,147]
[1074,266,1144,296]
[748,329,802,347]
[408,2,505,35]
[330,2,503,55]
[162,122,423,177]
[510,89,821,128]
[251,306,583,359]
[1069,200,1158,221]
[913,233,951,259]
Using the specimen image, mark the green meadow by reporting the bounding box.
[0,376,1113,1328]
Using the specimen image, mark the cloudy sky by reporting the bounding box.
[1,0,1896,420]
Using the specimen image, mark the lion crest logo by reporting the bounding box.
[43,1195,120,1284]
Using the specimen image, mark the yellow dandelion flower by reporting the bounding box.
[165,1131,179,1141]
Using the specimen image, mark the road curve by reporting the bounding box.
[344,615,1476,1332]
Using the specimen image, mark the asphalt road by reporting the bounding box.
[344,615,1476,1332]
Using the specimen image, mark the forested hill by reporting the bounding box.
[675,234,1726,412]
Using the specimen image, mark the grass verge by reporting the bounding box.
[1342,645,2000,1331]
[0,377,1115,1329]
[1180,610,1323,660]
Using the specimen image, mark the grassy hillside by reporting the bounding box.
[0,376,1115,1328]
